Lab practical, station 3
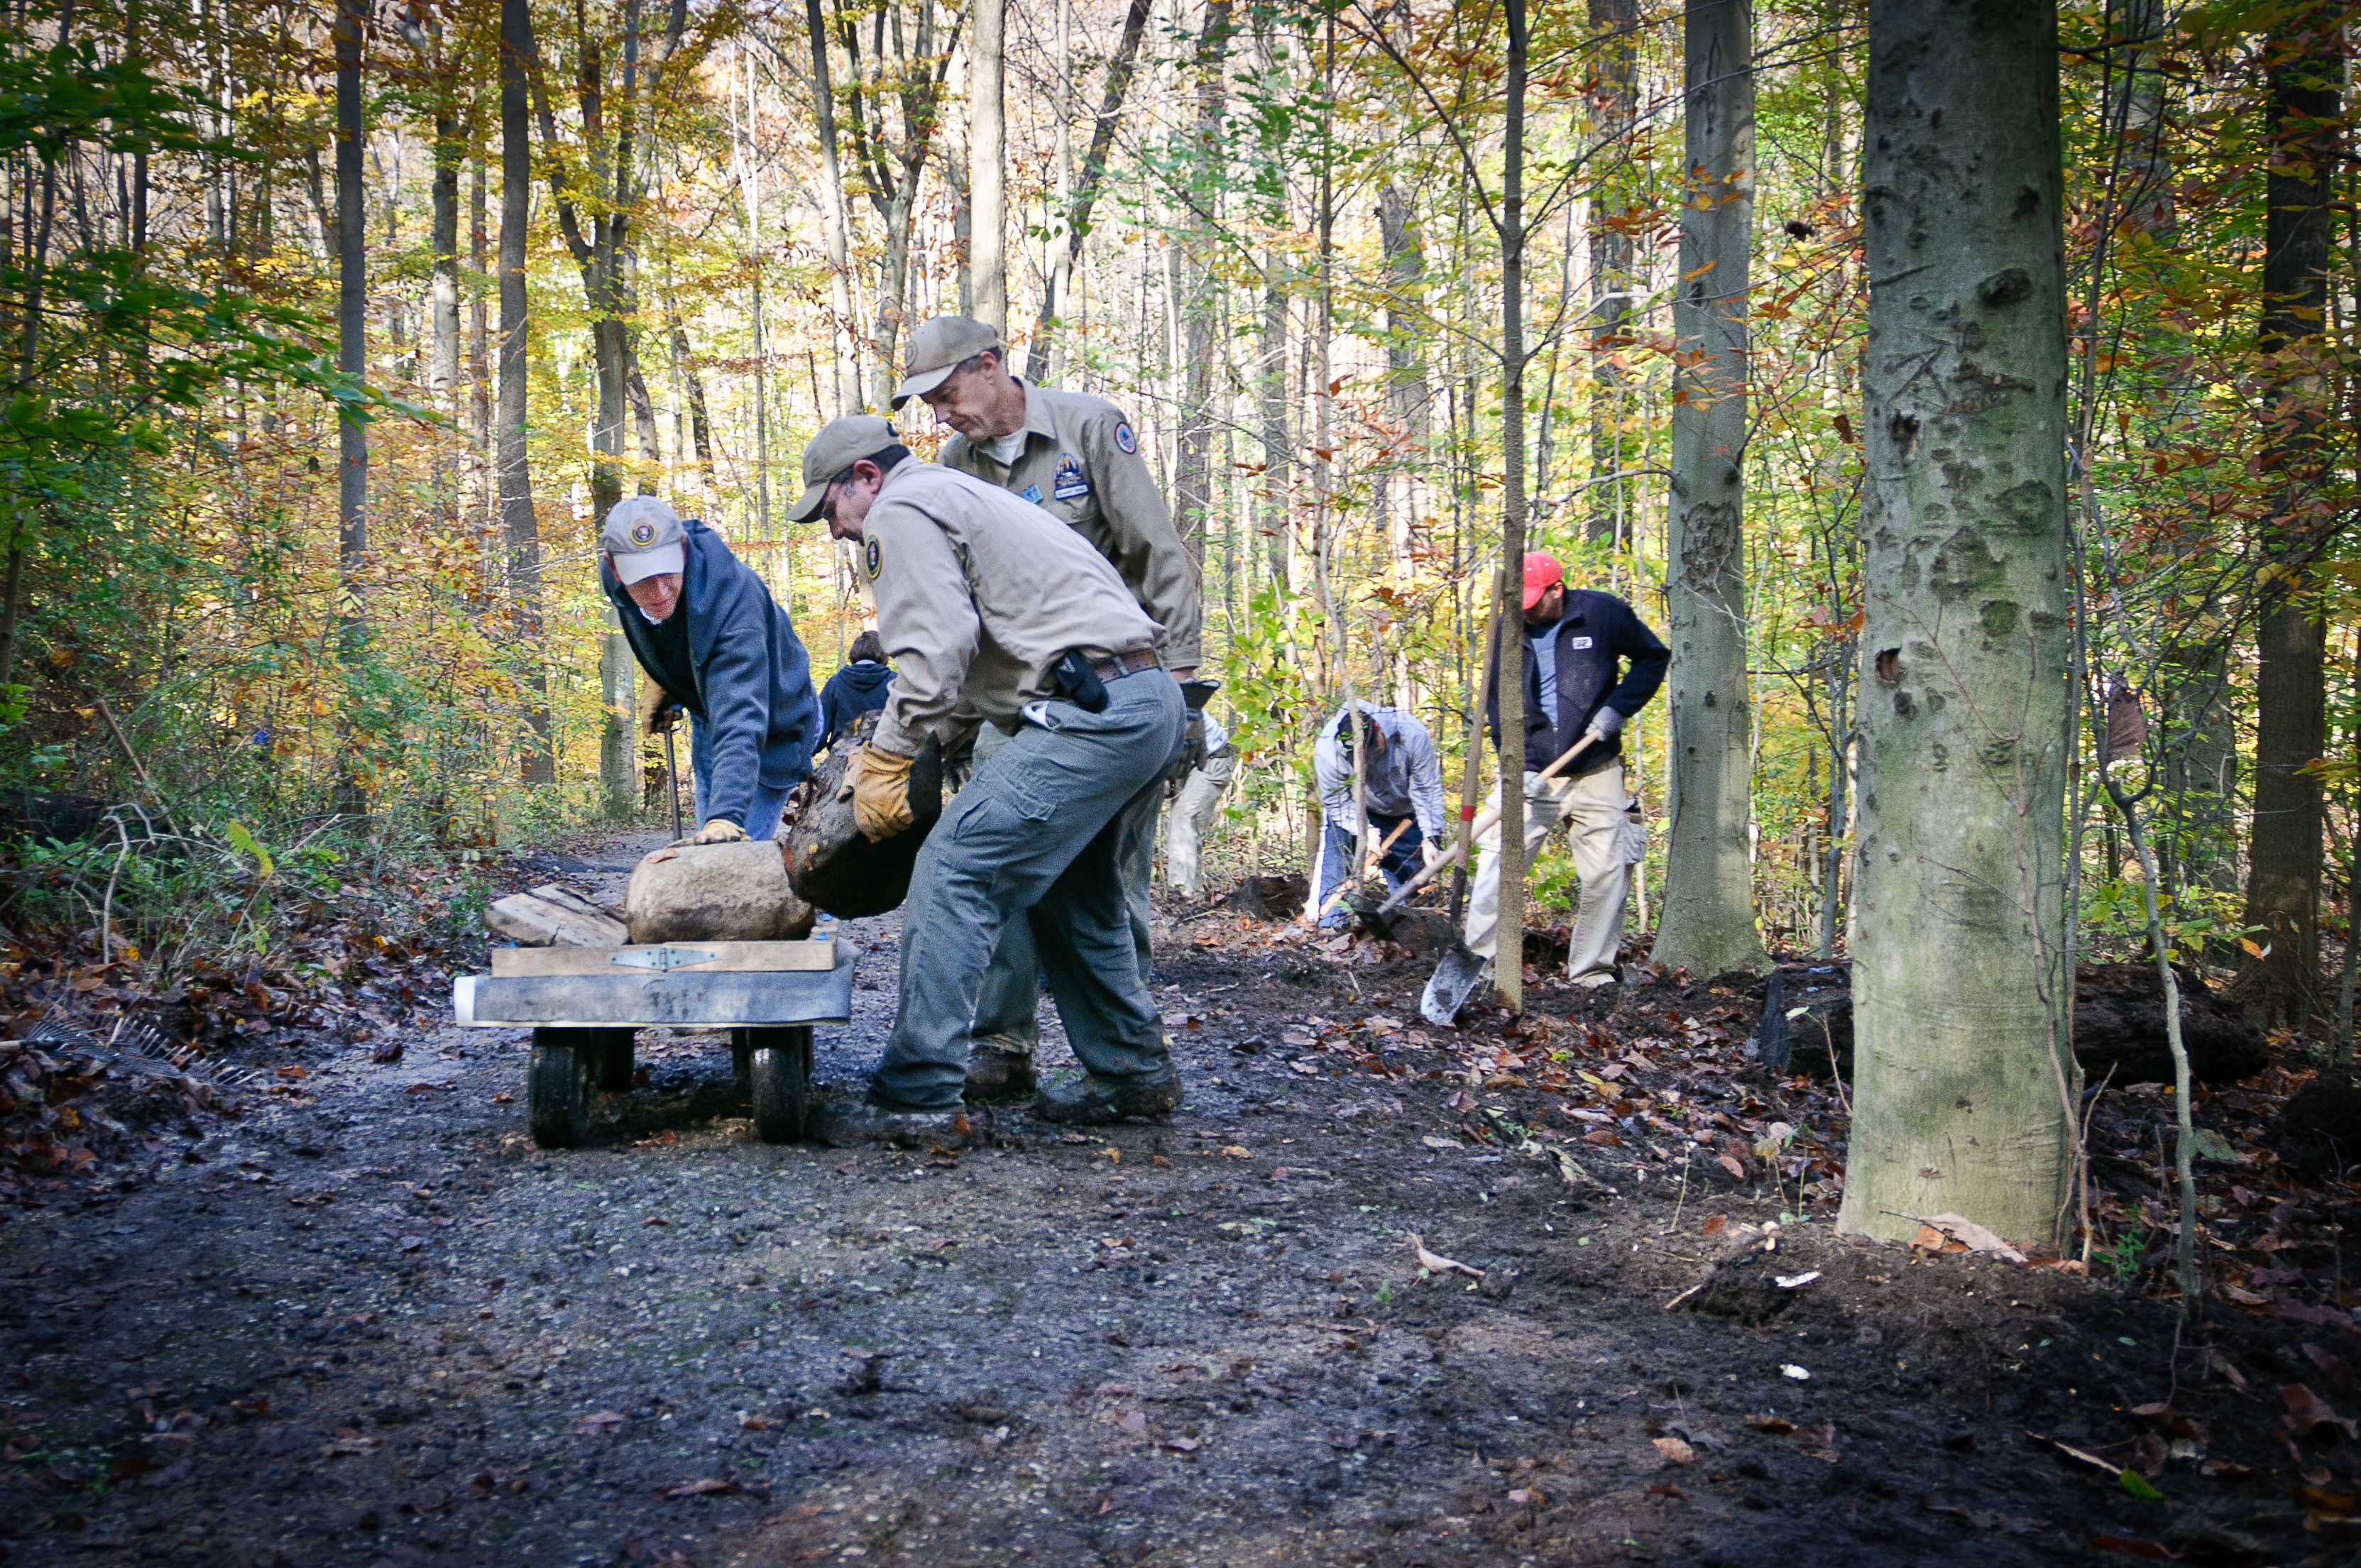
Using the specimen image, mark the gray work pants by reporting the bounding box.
[968,717,1158,1057]
[873,672,1186,1109]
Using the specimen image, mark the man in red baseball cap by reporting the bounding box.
[1464,550,1668,987]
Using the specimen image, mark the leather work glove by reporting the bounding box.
[844,743,919,843]
[1584,705,1627,744]
[637,678,682,736]
[1420,840,1442,871]
[690,817,747,845]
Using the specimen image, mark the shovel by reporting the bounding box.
[1410,732,1600,1026]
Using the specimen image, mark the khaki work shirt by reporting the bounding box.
[861,463,1163,757]
[938,380,1204,669]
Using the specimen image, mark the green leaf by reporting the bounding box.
[224,820,274,879]
[2118,1467,2164,1501]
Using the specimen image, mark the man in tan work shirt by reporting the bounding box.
[787,415,1188,1144]
[896,314,1205,1100]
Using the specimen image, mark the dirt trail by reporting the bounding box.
[0,834,2339,1566]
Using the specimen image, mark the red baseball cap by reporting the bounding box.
[1521,552,1565,611]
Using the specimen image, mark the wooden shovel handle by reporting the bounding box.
[1309,815,1416,923]
[1374,732,1599,916]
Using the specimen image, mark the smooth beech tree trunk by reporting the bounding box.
[969,0,1005,334]
[1837,0,2072,1250]
[1653,0,1766,979]
[500,0,554,784]
[334,0,367,659]
[1584,0,1637,545]
[2237,7,2341,1028]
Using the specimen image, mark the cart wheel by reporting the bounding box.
[528,1029,592,1149]
[748,1026,811,1143]
[593,1028,636,1092]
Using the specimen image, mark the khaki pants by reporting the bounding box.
[1462,762,1628,987]
[1164,752,1234,898]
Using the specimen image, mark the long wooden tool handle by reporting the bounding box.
[1450,570,1504,923]
[1375,732,1598,915]
[1310,816,1415,923]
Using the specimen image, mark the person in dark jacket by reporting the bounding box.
[818,630,895,753]
[1462,550,1670,986]
[598,497,822,843]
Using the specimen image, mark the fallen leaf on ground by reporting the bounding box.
[1222,1146,1251,1159]
[654,1478,739,1498]
[1746,1415,1795,1435]
[1653,1437,1694,1466]
[1410,1234,1483,1279]
[575,1411,627,1432]
[1781,1364,1810,1381]
[2281,1383,2361,1441]
[2089,1537,2172,1557]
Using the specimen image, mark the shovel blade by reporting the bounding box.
[1421,944,1492,1027]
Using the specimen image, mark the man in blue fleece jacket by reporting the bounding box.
[1465,550,1669,987]
[598,497,822,842]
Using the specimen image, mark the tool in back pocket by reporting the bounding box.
[1051,649,1112,713]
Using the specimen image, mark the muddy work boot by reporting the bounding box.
[963,1048,1039,1101]
[810,1092,976,1149]
[1033,1070,1183,1126]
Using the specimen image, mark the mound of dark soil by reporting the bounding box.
[2269,1078,2361,1175]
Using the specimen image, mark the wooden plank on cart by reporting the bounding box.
[491,938,839,978]
[486,892,629,948]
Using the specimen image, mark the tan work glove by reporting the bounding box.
[689,817,747,845]
[842,743,917,843]
[637,678,682,735]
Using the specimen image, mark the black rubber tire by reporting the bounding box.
[593,1028,635,1092]
[528,1030,591,1149]
[748,1026,811,1144]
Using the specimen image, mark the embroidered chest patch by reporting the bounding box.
[1053,455,1091,502]
[1021,484,1043,504]
[1570,635,1594,649]
[862,536,883,581]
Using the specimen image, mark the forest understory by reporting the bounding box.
[0,832,2357,1567]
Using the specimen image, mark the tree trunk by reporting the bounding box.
[2237,6,2341,1028]
[1836,0,2073,1250]
[1652,0,1766,978]
[969,0,1005,333]
[1584,0,1637,545]
[335,0,368,662]
[806,0,862,412]
[502,0,554,785]
[1031,0,1153,369]
[1172,0,1234,583]
[1492,0,1528,1015]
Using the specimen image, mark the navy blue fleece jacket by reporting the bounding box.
[1484,588,1670,776]
[602,518,821,826]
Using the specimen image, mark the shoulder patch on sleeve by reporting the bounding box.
[1113,421,1137,455]
[862,535,883,581]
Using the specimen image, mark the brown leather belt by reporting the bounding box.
[1090,649,1162,682]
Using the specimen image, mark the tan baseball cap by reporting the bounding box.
[892,316,1003,409]
[601,496,687,583]
[789,415,899,523]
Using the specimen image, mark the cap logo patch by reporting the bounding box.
[1053,455,1091,502]
[862,536,883,581]
[1113,421,1137,455]
[629,520,657,547]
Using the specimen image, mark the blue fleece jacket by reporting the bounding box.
[1484,588,1669,776]
[603,518,821,826]
[818,659,895,752]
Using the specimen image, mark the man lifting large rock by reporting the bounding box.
[787,416,1187,1146]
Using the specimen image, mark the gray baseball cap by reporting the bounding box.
[601,496,687,583]
[892,316,1004,409]
[789,415,899,523]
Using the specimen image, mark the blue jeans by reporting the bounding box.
[969,718,1158,1056]
[873,672,1186,1110]
[689,720,794,840]
[1316,814,1424,928]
